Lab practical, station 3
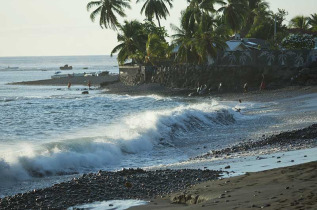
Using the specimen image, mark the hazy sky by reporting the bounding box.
[0,0,316,57]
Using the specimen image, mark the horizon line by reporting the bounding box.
[0,54,117,58]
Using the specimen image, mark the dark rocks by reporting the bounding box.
[195,124,317,160]
[171,194,199,204]
[0,168,222,209]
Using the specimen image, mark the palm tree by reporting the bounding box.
[171,23,199,63]
[218,0,248,34]
[289,15,310,30]
[145,34,169,64]
[193,13,229,63]
[181,0,225,33]
[240,0,270,37]
[136,0,173,27]
[87,0,131,30]
[172,12,228,64]
[111,20,147,64]
[309,13,317,31]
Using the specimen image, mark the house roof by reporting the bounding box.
[242,38,269,49]
[225,40,248,51]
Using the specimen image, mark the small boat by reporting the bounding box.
[5,66,19,70]
[60,64,73,70]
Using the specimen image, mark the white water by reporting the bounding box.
[0,55,316,198]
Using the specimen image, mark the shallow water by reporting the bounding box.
[0,55,316,198]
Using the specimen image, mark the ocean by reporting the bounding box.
[0,55,316,198]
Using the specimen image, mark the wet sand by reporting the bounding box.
[131,161,317,210]
[0,124,316,209]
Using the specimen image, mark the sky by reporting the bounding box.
[0,0,316,57]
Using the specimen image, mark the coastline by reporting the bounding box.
[7,72,317,101]
[8,75,119,87]
[2,76,317,209]
[0,124,316,209]
[131,161,317,210]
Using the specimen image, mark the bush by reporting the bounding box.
[281,34,315,49]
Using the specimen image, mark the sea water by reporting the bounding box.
[0,55,316,198]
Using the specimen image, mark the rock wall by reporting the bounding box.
[119,64,317,91]
[150,65,301,91]
[119,65,144,86]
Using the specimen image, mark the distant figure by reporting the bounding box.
[260,74,266,91]
[235,99,242,112]
[243,83,248,93]
[67,81,71,89]
[88,80,91,89]
[218,82,222,92]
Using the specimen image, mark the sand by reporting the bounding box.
[131,161,317,210]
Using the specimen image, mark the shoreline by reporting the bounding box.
[131,161,317,210]
[8,75,119,87]
[0,124,316,209]
[6,73,317,102]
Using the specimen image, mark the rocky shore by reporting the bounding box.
[132,161,317,210]
[0,169,222,209]
[1,124,316,209]
[195,124,317,160]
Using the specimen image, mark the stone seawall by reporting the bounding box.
[120,64,317,92]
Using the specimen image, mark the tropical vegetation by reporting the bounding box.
[87,0,317,65]
[281,34,315,50]
[87,0,131,30]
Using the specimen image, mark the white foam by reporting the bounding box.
[0,101,238,180]
[68,199,148,210]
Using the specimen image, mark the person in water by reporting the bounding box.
[88,80,91,89]
[67,81,71,89]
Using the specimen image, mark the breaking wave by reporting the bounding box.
[0,101,238,180]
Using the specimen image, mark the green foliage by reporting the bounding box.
[172,12,229,64]
[111,20,169,65]
[309,13,317,32]
[136,0,173,27]
[281,34,315,50]
[289,16,310,30]
[89,0,316,65]
[246,8,288,41]
[87,0,131,30]
[218,0,248,33]
[143,20,168,40]
[145,34,169,64]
